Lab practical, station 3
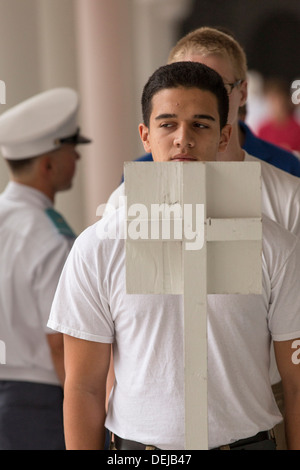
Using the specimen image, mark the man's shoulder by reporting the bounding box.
[241,120,300,177]
[246,152,300,191]
[105,183,125,212]
[74,206,125,255]
[262,214,298,256]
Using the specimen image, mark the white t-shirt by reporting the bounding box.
[245,153,300,383]
[48,206,300,449]
[0,182,73,385]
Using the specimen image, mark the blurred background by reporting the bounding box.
[0,0,299,234]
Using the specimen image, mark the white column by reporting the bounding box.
[0,0,41,193]
[132,0,193,126]
[75,0,137,226]
[0,0,85,234]
[36,0,85,234]
[36,0,78,90]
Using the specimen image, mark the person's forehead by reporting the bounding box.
[151,86,219,113]
[180,52,235,82]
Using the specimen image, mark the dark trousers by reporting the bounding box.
[0,380,65,450]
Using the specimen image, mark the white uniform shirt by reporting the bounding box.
[0,182,73,385]
[48,207,300,449]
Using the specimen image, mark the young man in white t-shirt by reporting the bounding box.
[48,62,300,450]
[106,28,300,450]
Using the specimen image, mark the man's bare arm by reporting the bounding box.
[47,333,65,385]
[63,334,111,450]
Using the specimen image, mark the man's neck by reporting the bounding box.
[10,176,55,203]
[217,121,245,162]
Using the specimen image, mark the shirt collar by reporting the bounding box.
[3,181,53,210]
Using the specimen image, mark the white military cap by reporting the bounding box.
[0,87,91,160]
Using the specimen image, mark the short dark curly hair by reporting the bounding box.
[141,61,229,130]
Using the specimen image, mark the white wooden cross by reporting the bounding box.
[125,161,262,450]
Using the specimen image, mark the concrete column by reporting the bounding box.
[36,0,78,90]
[75,0,136,226]
[132,0,193,127]
[36,0,85,234]
[0,0,85,234]
[0,0,40,193]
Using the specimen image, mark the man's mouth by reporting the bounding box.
[171,154,198,162]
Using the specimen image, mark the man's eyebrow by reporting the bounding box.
[155,113,177,120]
[193,114,216,121]
[155,113,216,121]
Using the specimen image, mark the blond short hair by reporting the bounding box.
[168,27,247,81]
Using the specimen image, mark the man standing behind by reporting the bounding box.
[128,27,300,236]
[0,88,91,449]
[49,63,300,450]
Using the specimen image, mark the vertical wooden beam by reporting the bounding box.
[183,163,208,449]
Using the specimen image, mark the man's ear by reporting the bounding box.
[239,80,248,107]
[39,154,53,176]
[218,123,232,153]
[138,123,151,153]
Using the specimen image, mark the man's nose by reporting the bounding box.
[173,125,195,149]
[74,148,81,160]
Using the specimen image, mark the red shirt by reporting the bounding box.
[258,116,300,152]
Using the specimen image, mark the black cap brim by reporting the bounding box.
[59,127,92,145]
[75,134,92,145]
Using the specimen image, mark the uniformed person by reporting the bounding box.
[0,88,91,450]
